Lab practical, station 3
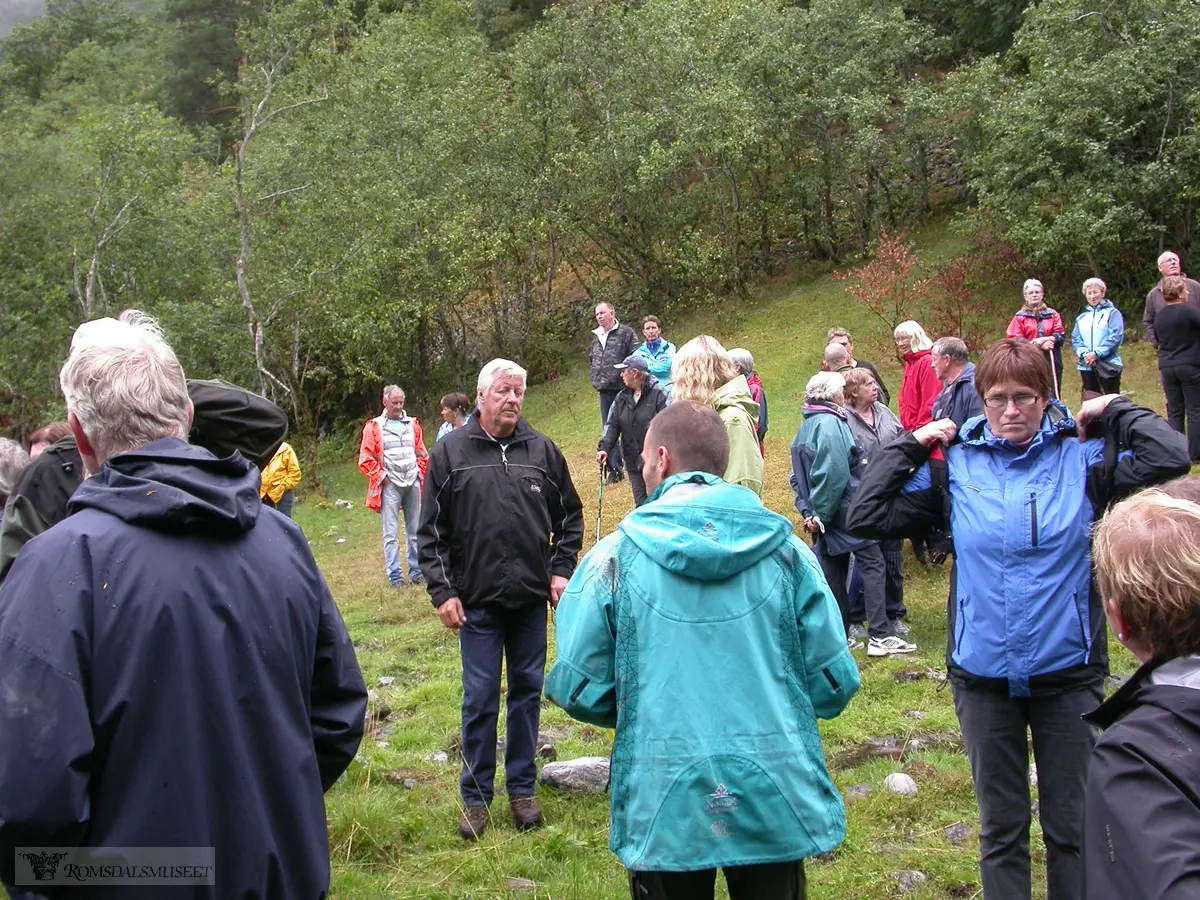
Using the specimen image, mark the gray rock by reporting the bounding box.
[335,499,354,509]
[403,778,418,790]
[884,772,918,797]
[538,743,557,761]
[892,870,927,894]
[904,710,928,720]
[539,756,610,794]
[944,823,974,846]
[506,879,536,891]
[376,741,389,749]
[377,676,395,686]
[431,751,449,764]
[845,784,873,800]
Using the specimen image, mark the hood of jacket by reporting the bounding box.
[67,437,262,537]
[1087,656,1200,731]
[802,400,848,421]
[1016,306,1057,320]
[712,374,759,419]
[903,348,932,365]
[619,471,792,581]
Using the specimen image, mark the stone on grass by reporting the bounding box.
[539,756,610,794]
[335,499,354,509]
[377,676,395,686]
[423,750,450,764]
[845,784,873,800]
[403,778,418,790]
[506,878,536,891]
[884,772,918,797]
[892,870,927,894]
[538,743,557,761]
[944,823,974,846]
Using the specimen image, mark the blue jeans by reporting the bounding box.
[381,480,421,584]
[459,604,547,806]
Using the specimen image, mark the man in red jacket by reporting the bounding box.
[358,385,429,586]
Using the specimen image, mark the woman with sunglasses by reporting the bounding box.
[848,339,1188,900]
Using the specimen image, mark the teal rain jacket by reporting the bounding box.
[546,472,859,872]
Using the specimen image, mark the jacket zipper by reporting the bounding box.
[822,668,841,693]
[500,444,509,473]
[1029,492,1039,548]
[569,677,590,704]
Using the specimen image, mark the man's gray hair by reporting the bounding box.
[805,371,845,403]
[931,337,970,365]
[1158,250,1180,266]
[382,384,403,402]
[823,342,849,368]
[59,312,191,465]
[1082,277,1107,295]
[728,347,755,376]
[477,358,528,395]
[0,437,30,502]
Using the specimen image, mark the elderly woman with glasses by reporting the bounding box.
[848,339,1188,900]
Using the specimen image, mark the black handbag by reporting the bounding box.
[1093,356,1121,381]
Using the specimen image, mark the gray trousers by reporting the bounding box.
[952,680,1104,900]
[815,539,890,639]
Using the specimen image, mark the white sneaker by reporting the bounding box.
[868,635,917,657]
[847,637,865,651]
[892,620,912,637]
[849,624,868,640]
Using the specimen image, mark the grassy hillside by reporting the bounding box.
[299,223,1166,899]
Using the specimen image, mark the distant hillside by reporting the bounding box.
[0,0,45,38]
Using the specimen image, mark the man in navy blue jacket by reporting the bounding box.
[0,312,366,899]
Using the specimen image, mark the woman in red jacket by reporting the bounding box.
[1006,278,1065,398]
[894,320,941,431]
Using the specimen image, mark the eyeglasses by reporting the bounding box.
[983,393,1040,411]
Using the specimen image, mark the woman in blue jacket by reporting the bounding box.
[848,339,1188,900]
[1071,277,1124,397]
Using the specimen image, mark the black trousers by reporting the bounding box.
[1162,363,1200,462]
[630,860,806,900]
[1079,369,1120,397]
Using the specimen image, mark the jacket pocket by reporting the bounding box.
[953,595,968,656]
[1029,492,1039,548]
[1073,591,1091,658]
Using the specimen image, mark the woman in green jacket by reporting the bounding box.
[671,335,764,496]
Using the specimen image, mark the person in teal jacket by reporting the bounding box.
[547,401,858,900]
[632,315,676,396]
[1071,277,1124,396]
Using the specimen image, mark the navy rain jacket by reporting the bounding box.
[0,439,366,899]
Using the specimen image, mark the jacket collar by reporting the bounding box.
[802,400,847,421]
[1016,307,1054,319]
[959,399,1073,451]
[465,409,534,444]
[1085,656,1167,729]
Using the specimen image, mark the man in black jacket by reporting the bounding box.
[0,313,366,899]
[596,355,668,507]
[589,302,638,483]
[418,358,584,841]
[930,337,984,427]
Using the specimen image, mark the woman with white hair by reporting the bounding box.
[894,320,942,432]
[791,371,916,656]
[0,438,30,529]
[728,347,767,452]
[1006,278,1066,397]
[672,336,763,495]
[1071,277,1124,398]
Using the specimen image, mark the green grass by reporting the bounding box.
[298,223,1168,899]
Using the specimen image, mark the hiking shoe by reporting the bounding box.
[605,470,625,486]
[458,805,488,841]
[891,620,912,637]
[868,635,918,657]
[510,796,544,831]
[847,637,865,651]
[848,624,868,640]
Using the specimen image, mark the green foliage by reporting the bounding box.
[948,0,1200,303]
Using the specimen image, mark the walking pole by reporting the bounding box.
[1048,346,1060,401]
[596,462,607,542]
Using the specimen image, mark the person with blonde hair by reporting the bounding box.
[1086,477,1200,900]
[671,336,763,495]
[893,321,941,431]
